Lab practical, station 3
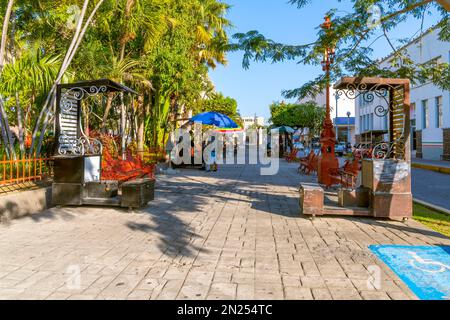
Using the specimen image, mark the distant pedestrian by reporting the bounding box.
[205,137,218,172]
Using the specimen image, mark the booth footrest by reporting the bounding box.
[83,197,121,207]
[121,178,155,208]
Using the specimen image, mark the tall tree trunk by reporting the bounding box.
[36,110,53,157]
[83,102,90,136]
[0,98,16,160]
[136,95,145,159]
[15,92,25,157]
[0,109,10,158]
[120,0,136,61]
[31,0,106,156]
[120,92,126,160]
[101,92,114,131]
[25,92,35,140]
[0,0,14,73]
[29,0,90,156]
[0,0,15,159]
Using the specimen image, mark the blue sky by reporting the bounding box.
[209,0,441,121]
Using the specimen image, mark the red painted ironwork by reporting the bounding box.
[298,150,319,175]
[285,148,299,163]
[92,133,155,183]
[328,154,362,189]
[318,16,339,187]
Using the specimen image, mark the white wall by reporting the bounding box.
[378,27,449,160]
[298,88,356,144]
[242,116,266,129]
[299,88,356,119]
[355,94,389,135]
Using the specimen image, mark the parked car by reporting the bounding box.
[293,142,305,152]
[335,142,347,156]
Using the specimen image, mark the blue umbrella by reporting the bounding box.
[190,112,239,129]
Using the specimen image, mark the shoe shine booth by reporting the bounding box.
[52,79,155,209]
[300,77,413,220]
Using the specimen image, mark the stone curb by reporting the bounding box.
[412,162,450,175]
[413,198,450,216]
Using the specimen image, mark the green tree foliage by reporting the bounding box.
[0,0,234,157]
[270,101,325,137]
[201,92,241,124]
[231,0,450,99]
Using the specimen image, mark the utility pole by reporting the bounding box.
[317,16,339,187]
[335,93,340,142]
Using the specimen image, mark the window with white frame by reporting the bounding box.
[435,96,443,128]
[358,92,372,108]
[422,99,429,129]
[418,57,442,86]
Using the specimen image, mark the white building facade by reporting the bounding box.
[355,26,450,161]
[299,88,357,145]
[242,116,265,130]
[355,92,390,147]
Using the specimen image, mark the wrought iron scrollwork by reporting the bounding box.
[58,134,84,155]
[58,86,106,156]
[374,105,389,117]
[61,85,108,112]
[57,134,103,156]
[335,83,402,118]
[336,81,408,160]
[372,139,406,160]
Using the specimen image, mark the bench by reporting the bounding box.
[285,148,299,163]
[328,155,361,189]
[299,183,324,217]
[298,151,319,175]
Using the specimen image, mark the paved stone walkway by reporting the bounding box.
[0,161,449,300]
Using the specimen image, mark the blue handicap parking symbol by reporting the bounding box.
[369,245,450,300]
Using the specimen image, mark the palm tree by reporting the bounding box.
[0,0,15,159]
[0,47,62,156]
[194,0,231,69]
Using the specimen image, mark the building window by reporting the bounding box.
[383,115,388,130]
[436,96,443,128]
[411,102,416,120]
[359,92,372,108]
[369,114,373,131]
[422,99,429,129]
[419,57,442,85]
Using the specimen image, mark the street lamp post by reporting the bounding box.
[335,93,340,141]
[347,111,351,145]
[318,16,339,187]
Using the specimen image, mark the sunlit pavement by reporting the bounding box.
[0,160,449,300]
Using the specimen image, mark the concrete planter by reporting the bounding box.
[0,187,53,221]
